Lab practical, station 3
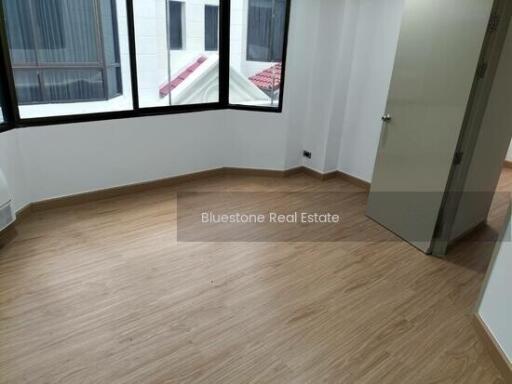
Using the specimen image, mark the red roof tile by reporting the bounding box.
[160,56,208,97]
[249,63,282,91]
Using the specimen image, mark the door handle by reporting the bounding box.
[381,114,392,122]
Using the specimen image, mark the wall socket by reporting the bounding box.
[303,150,312,159]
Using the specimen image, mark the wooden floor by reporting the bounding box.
[0,169,511,384]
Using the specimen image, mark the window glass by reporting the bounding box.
[44,70,105,102]
[3,0,36,63]
[13,70,43,104]
[34,0,68,52]
[246,0,285,62]
[230,0,287,108]
[100,0,121,65]
[2,0,132,118]
[205,5,219,51]
[168,1,184,50]
[134,0,220,108]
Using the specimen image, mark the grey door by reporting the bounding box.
[367,0,495,253]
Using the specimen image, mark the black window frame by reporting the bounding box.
[0,0,292,131]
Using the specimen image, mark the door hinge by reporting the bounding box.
[477,62,488,79]
[488,12,500,33]
[453,151,464,166]
[434,219,444,237]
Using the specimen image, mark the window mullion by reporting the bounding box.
[0,0,20,125]
[277,0,291,110]
[93,0,109,100]
[219,0,230,106]
[26,0,48,103]
[125,0,139,110]
[268,0,275,62]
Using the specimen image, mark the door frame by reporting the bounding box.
[430,0,512,256]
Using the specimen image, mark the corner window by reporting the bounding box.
[168,1,185,50]
[230,0,287,108]
[205,5,219,51]
[2,0,132,118]
[0,0,291,127]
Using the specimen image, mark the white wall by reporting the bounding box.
[168,0,221,78]
[478,209,512,362]
[336,0,405,181]
[282,0,319,170]
[507,142,512,161]
[17,111,228,202]
[298,0,405,178]
[226,110,289,170]
[0,130,30,211]
[1,107,296,206]
[300,0,349,173]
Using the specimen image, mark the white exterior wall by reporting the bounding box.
[230,0,245,73]
[171,0,220,73]
[133,0,168,107]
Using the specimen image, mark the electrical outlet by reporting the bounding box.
[303,150,312,159]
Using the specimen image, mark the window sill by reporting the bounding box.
[18,95,134,120]
[1,102,283,130]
